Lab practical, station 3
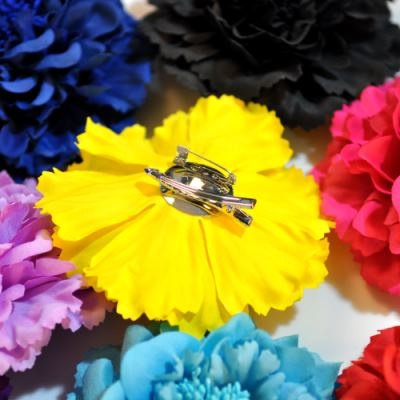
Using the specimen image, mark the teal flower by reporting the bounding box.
[68,314,340,399]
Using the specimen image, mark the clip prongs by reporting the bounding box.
[174,146,236,185]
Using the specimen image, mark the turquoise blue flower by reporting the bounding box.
[68,314,340,400]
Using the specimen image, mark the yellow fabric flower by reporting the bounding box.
[37,96,330,337]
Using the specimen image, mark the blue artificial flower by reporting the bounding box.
[68,314,340,399]
[0,0,151,178]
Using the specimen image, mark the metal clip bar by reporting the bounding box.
[145,169,255,209]
[145,168,254,225]
[174,146,236,185]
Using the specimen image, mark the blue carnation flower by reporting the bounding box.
[0,0,151,178]
[68,314,340,399]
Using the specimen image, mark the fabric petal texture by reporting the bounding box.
[0,0,151,179]
[0,171,109,374]
[38,95,331,336]
[336,325,400,399]
[313,77,400,296]
[141,0,400,129]
[68,314,340,399]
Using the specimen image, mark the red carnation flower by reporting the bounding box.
[336,326,400,399]
[314,77,400,295]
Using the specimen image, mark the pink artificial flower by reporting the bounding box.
[314,77,400,295]
[0,171,111,373]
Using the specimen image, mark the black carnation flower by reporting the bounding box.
[0,0,151,178]
[142,0,400,129]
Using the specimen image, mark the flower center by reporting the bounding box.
[0,0,41,13]
[159,377,250,400]
[212,0,316,65]
[0,0,42,47]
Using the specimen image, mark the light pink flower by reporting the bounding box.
[0,171,111,373]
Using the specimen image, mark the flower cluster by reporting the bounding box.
[314,78,400,295]
[0,0,151,178]
[4,2,398,396]
[37,95,330,336]
[0,171,109,373]
[336,326,400,399]
[142,0,400,129]
[68,314,340,400]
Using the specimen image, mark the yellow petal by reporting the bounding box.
[169,290,232,338]
[151,111,190,157]
[73,119,165,173]
[188,95,292,172]
[84,204,212,322]
[151,96,291,174]
[201,168,330,315]
[37,170,160,241]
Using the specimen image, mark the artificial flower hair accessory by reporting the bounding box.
[141,0,400,130]
[0,171,110,374]
[336,325,400,399]
[37,95,331,336]
[0,0,151,179]
[314,77,400,296]
[68,313,340,399]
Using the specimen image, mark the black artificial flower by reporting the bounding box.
[142,0,400,129]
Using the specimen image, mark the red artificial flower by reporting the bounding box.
[314,77,400,294]
[336,326,400,399]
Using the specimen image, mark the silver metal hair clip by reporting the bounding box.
[145,146,256,226]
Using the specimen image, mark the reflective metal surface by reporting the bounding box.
[145,146,256,226]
